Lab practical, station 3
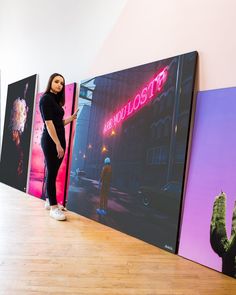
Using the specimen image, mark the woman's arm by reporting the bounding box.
[45,120,64,159]
[63,108,79,126]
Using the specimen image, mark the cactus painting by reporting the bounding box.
[178,87,236,279]
[210,192,236,277]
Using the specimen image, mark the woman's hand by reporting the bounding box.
[71,108,79,120]
[56,143,64,159]
[63,108,79,126]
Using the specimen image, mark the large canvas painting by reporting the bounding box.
[0,71,1,152]
[0,74,37,191]
[179,87,236,278]
[28,83,76,206]
[67,51,197,252]
[0,70,1,150]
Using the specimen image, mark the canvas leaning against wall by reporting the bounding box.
[67,51,198,253]
[28,83,77,206]
[0,74,37,192]
[0,70,1,149]
[179,87,236,279]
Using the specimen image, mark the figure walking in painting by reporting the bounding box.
[96,157,112,215]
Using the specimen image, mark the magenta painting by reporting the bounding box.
[178,87,236,279]
[28,83,76,205]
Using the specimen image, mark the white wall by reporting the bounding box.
[1,0,236,137]
[0,0,127,135]
[89,0,236,91]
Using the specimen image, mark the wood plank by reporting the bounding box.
[0,182,235,294]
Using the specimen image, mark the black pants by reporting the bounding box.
[41,132,65,206]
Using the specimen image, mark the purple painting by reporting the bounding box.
[179,87,236,278]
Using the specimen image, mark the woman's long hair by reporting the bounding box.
[45,73,65,106]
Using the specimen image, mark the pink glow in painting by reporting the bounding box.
[28,83,76,205]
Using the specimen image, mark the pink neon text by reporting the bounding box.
[103,67,168,134]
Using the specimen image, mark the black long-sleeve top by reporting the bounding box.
[39,92,65,147]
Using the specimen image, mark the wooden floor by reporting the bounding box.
[0,182,235,295]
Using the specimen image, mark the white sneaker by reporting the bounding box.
[45,198,50,210]
[58,203,67,211]
[50,208,66,221]
[45,199,67,211]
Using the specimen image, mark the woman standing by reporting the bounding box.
[40,73,78,221]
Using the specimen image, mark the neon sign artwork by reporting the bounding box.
[103,66,168,134]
